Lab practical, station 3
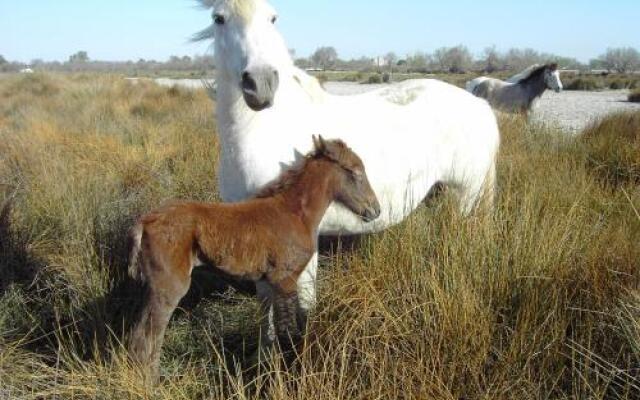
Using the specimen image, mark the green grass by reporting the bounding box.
[1,73,639,399]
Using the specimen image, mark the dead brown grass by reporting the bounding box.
[0,74,639,399]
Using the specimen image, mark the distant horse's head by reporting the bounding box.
[195,0,292,111]
[313,136,381,222]
[544,63,563,93]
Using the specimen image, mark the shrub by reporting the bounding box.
[2,73,61,97]
[609,80,625,90]
[316,73,329,86]
[564,77,605,91]
[382,72,390,83]
[366,74,382,84]
[629,89,640,103]
[582,111,640,185]
[338,72,362,82]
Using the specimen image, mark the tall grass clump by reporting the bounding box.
[582,111,640,185]
[0,74,639,398]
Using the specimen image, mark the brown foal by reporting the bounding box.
[127,136,380,375]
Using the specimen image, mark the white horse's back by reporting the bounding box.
[310,79,500,232]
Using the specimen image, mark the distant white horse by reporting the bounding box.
[196,0,500,338]
[466,64,563,114]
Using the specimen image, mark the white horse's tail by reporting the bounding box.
[466,77,489,94]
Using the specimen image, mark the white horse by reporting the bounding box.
[466,64,563,114]
[196,0,500,338]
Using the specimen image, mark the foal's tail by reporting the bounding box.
[127,222,145,282]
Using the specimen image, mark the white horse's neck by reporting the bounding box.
[215,66,320,145]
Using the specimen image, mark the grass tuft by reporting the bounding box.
[582,111,640,185]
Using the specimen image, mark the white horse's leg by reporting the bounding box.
[296,252,318,326]
[458,161,497,215]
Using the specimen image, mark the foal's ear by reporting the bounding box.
[548,63,559,71]
[312,135,327,154]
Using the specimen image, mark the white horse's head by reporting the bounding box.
[195,0,293,111]
[544,63,563,93]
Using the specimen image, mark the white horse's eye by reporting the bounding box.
[214,14,225,25]
[270,15,278,24]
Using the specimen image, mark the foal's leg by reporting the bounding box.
[260,252,317,346]
[272,289,302,348]
[256,280,276,345]
[128,259,191,378]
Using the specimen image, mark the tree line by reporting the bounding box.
[1,47,639,74]
[296,46,640,74]
[0,51,214,74]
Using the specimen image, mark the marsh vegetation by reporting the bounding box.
[1,73,639,399]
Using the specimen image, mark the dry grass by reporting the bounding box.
[582,111,640,185]
[1,73,639,399]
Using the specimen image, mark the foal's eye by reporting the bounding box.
[214,14,225,25]
[270,15,278,24]
[350,170,363,182]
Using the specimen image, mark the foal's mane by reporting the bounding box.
[253,139,351,199]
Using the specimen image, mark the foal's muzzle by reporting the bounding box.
[241,67,279,111]
[361,201,381,223]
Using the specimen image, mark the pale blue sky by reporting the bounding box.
[1,0,639,63]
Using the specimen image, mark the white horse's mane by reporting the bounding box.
[506,64,542,84]
[193,0,263,41]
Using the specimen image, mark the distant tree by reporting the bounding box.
[68,51,89,63]
[384,52,398,66]
[482,46,501,73]
[293,57,310,69]
[0,55,6,65]
[550,56,583,70]
[504,48,541,71]
[589,58,607,70]
[384,51,398,79]
[311,46,338,70]
[406,51,429,72]
[599,47,640,73]
[434,45,473,73]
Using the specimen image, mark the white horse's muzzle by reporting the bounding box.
[241,67,279,111]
